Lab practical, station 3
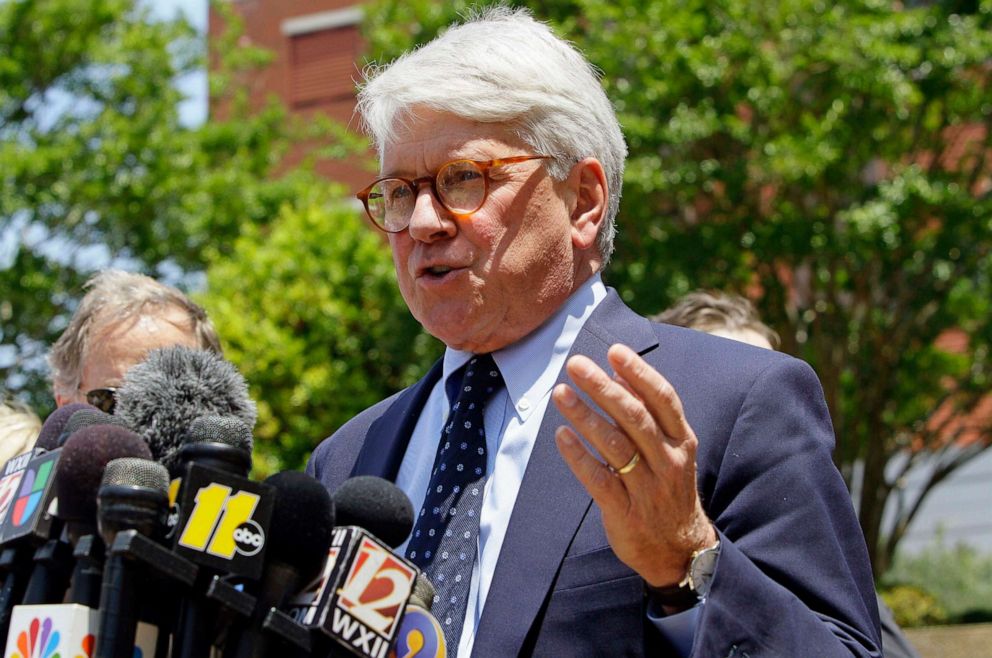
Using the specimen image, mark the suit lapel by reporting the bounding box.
[473,291,659,656]
[350,359,444,480]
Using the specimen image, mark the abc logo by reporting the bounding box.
[233,519,265,556]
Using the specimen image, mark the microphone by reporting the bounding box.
[304,476,419,658]
[225,470,335,658]
[114,346,256,470]
[56,425,153,607]
[333,475,415,549]
[56,409,133,448]
[34,402,95,451]
[170,446,273,658]
[94,458,170,658]
[1,427,155,654]
[14,414,138,608]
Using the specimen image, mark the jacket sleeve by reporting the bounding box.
[691,357,881,658]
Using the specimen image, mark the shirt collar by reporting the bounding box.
[442,274,607,421]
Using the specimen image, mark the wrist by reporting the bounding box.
[645,533,721,610]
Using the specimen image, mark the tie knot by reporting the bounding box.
[447,353,503,408]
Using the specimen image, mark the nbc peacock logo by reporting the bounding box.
[11,617,60,658]
[73,634,93,658]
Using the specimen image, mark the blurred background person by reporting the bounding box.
[654,289,921,658]
[0,399,41,464]
[48,269,222,412]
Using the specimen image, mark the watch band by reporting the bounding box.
[645,537,721,609]
[644,580,700,609]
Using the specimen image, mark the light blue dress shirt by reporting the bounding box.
[394,274,698,656]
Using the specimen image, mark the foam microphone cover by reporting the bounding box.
[263,471,335,585]
[57,409,132,447]
[333,476,415,549]
[56,426,153,523]
[114,346,256,469]
[35,402,95,451]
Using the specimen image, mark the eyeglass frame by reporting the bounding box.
[356,154,553,233]
[85,387,118,414]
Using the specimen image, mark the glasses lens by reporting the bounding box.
[86,388,117,414]
[438,161,486,214]
[367,179,414,232]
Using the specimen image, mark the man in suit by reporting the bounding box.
[307,7,881,656]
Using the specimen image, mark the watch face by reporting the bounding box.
[689,544,720,598]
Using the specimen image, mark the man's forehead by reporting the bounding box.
[381,119,523,176]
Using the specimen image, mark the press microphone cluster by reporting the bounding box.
[0,346,446,658]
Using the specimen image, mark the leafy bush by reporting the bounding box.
[882,538,992,623]
[879,584,947,628]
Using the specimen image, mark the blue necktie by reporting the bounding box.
[406,353,502,655]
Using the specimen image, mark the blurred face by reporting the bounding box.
[58,308,200,407]
[382,112,598,353]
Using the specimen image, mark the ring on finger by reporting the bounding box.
[610,451,641,476]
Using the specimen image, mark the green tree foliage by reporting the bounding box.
[0,0,356,411]
[363,0,992,573]
[198,191,441,476]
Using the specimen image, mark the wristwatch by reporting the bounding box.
[646,539,721,608]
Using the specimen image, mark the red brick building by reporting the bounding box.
[211,1,370,191]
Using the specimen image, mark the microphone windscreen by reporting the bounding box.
[410,573,436,609]
[101,458,169,494]
[263,471,335,583]
[56,425,153,523]
[57,408,132,447]
[188,415,253,452]
[333,476,414,549]
[36,402,95,450]
[114,346,257,469]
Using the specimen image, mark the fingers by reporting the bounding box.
[554,425,628,505]
[606,344,692,444]
[553,379,647,477]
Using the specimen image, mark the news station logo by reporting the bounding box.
[177,483,265,558]
[173,464,274,580]
[0,451,59,543]
[388,605,446,658]
[328,535,417,658]
[0,451,33,525]
[286,546,341,625]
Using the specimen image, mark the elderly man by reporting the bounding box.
[49,269,222,412]
[308,8,880,657]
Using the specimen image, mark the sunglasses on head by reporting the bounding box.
[85,387,118,414]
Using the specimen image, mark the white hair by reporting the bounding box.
[356,6,627,264]
[0,400,40,465]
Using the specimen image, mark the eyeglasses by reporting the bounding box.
[356,155,552,233]
[85,387,118,414]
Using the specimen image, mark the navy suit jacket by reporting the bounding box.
[307,290,881,657]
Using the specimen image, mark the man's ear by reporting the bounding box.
[567,158,608,251]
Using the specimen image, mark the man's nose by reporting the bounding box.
[407,184,457,242]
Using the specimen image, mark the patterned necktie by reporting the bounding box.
[406,353,503,655]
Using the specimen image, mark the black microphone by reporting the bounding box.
[333,475,415,549]
[114,346,256,470]
[94,457,170,658]
[56,425,153,607]
[17,412,136,606]
[301,476,419,658]
[225,470,335,658]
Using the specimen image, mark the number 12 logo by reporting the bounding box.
[178,483,264,558]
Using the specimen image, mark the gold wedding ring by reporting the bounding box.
[612,451,641,475]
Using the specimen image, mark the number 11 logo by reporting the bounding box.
[178,483,265,558]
